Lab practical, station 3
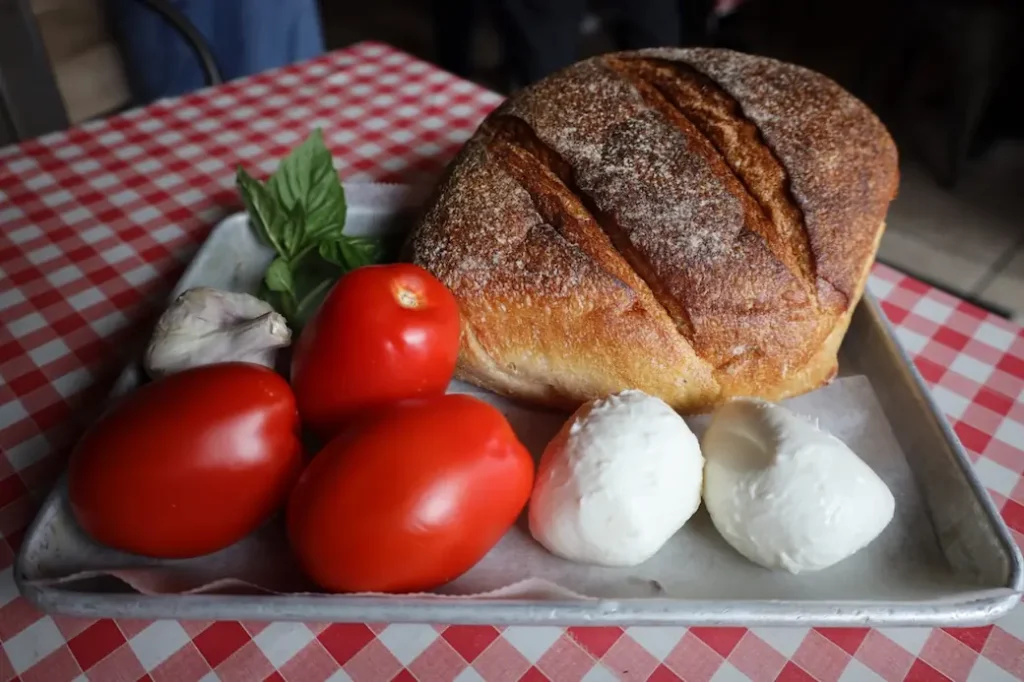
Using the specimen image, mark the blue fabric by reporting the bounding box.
[107,0,326,103]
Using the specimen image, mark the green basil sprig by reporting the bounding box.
[236,129,382,327]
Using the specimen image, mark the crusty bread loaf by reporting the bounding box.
[407,48,899,412]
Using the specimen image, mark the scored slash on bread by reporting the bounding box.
[407,48,899,413]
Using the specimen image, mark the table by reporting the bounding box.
[1,41,1022,682]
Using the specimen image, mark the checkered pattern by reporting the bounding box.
[0,42,1021,682]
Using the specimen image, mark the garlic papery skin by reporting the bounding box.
[144,287,291,379]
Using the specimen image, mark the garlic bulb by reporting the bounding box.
[144,287,291,378]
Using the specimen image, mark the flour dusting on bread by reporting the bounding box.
[407,48,898,413]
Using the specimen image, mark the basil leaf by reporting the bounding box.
[288,257,346,327]
[319,235,384,270]
[236,130,365,330]
[347,236,385,264]
[294,278,336,322]
[264,257,294,294]
[257,282,289,317]
[236,167,286,255]
[316,240,349,268]
[267,129,347,246]
[281,201,307,257]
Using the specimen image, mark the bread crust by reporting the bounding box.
[407,48,899,412]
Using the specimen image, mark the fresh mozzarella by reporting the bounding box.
[702,399,894,573]
[528,390,704,567]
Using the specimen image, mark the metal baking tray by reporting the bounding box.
[16,184,1023,626]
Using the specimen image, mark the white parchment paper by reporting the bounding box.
[20,185,966,603]
[27,376,959,602]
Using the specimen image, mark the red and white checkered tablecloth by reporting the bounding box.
[0,41,1022,682]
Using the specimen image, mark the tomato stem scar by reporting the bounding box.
[395,286,420,309]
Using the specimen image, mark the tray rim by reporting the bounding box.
[16,580,1023,627]
[861,294,1022,590]
[15,208,1024,627]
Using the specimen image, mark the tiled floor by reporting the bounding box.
[880,144,1024,321]
[981,249,1024,322]
[320,1,1024,320]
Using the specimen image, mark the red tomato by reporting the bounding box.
[68,363,303,559]
[290,263,460,438]
[287,394,534,593]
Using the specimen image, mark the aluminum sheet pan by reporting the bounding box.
[16,184,1023,626]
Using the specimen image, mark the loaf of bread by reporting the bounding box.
[407,48,899,412]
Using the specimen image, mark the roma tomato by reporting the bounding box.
[68,363,303,559]
[287,394,534,593]
[290,263,460,438]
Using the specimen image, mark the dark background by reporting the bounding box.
[317,0,1024,318]
[319,0,1024,191]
